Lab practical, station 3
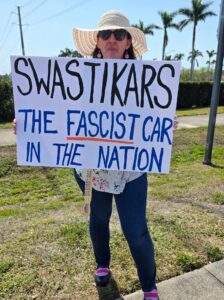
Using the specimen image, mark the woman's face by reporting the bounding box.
[97,30,131,59]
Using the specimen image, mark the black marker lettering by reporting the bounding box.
[66,59,84,101]
[14,57,32,95]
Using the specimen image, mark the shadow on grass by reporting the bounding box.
[203,161,224,169]
[96,275,123,300]
[210,163,224,169]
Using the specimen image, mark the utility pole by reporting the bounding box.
[204,0,224,165]
[17,6,25,55]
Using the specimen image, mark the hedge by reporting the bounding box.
[177,81,224,109]
[0,78,224,122]
[0,75,14,122]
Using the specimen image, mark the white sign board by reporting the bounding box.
[11,56,180,173]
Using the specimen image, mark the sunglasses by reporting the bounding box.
[97,29,128,41]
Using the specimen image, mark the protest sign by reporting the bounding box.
[11,56,180,173]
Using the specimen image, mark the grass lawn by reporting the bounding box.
[0,127,224,299]
[0,122,12,129]
[176,106,224,116]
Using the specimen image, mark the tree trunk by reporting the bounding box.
[190,23,196,80]
[207,62,211,80]
[162,30,166,60]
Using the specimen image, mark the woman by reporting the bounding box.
[72,11,160,300]
[12,10,176,300]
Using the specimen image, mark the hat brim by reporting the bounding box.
[73,26,149,58]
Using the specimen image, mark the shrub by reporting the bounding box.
[176,252,204,272]
[206,244,224,262]
[177,82,224,109]
[0,75,14,122]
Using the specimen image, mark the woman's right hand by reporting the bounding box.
[12,118,17,135]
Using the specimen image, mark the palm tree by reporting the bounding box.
[178,0,216,80]
[164,55,172,60]
[174,53,185,61]
[132,20,161,59]
[132,20,161,36]
[187,49,203,68]
[206,50,216,80]
[59,48,83,57]
[206,50,216,72]
[158,11,180,60]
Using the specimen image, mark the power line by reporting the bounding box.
[1,40,20,71]
[22,0,41,8]
[29,0,92,25]
[0,12,14,44]
[0,0,92,52]
[0,0,36,45]
[0,5,27,55]
[0,23,16,52]
[0,0,93,73]
[23,0,48,19]
[1,26,29,71]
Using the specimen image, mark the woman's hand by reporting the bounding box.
[173,115,178,131]
[12,118,17,134]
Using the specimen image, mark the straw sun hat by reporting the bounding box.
[72,10,149,58]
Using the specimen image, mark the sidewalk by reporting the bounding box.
[178,113,224,129]
[117,259,224,300]
[0,128,16,146]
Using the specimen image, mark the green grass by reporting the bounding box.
[0,126,224,299]
[0,260,14,275]
[211,192,224,205]
[176,252,204,272]
[0,122,12,129]
[176,106,224,116]
[0,148,83,206]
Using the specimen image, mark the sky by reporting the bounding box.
[0,0,221,75]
